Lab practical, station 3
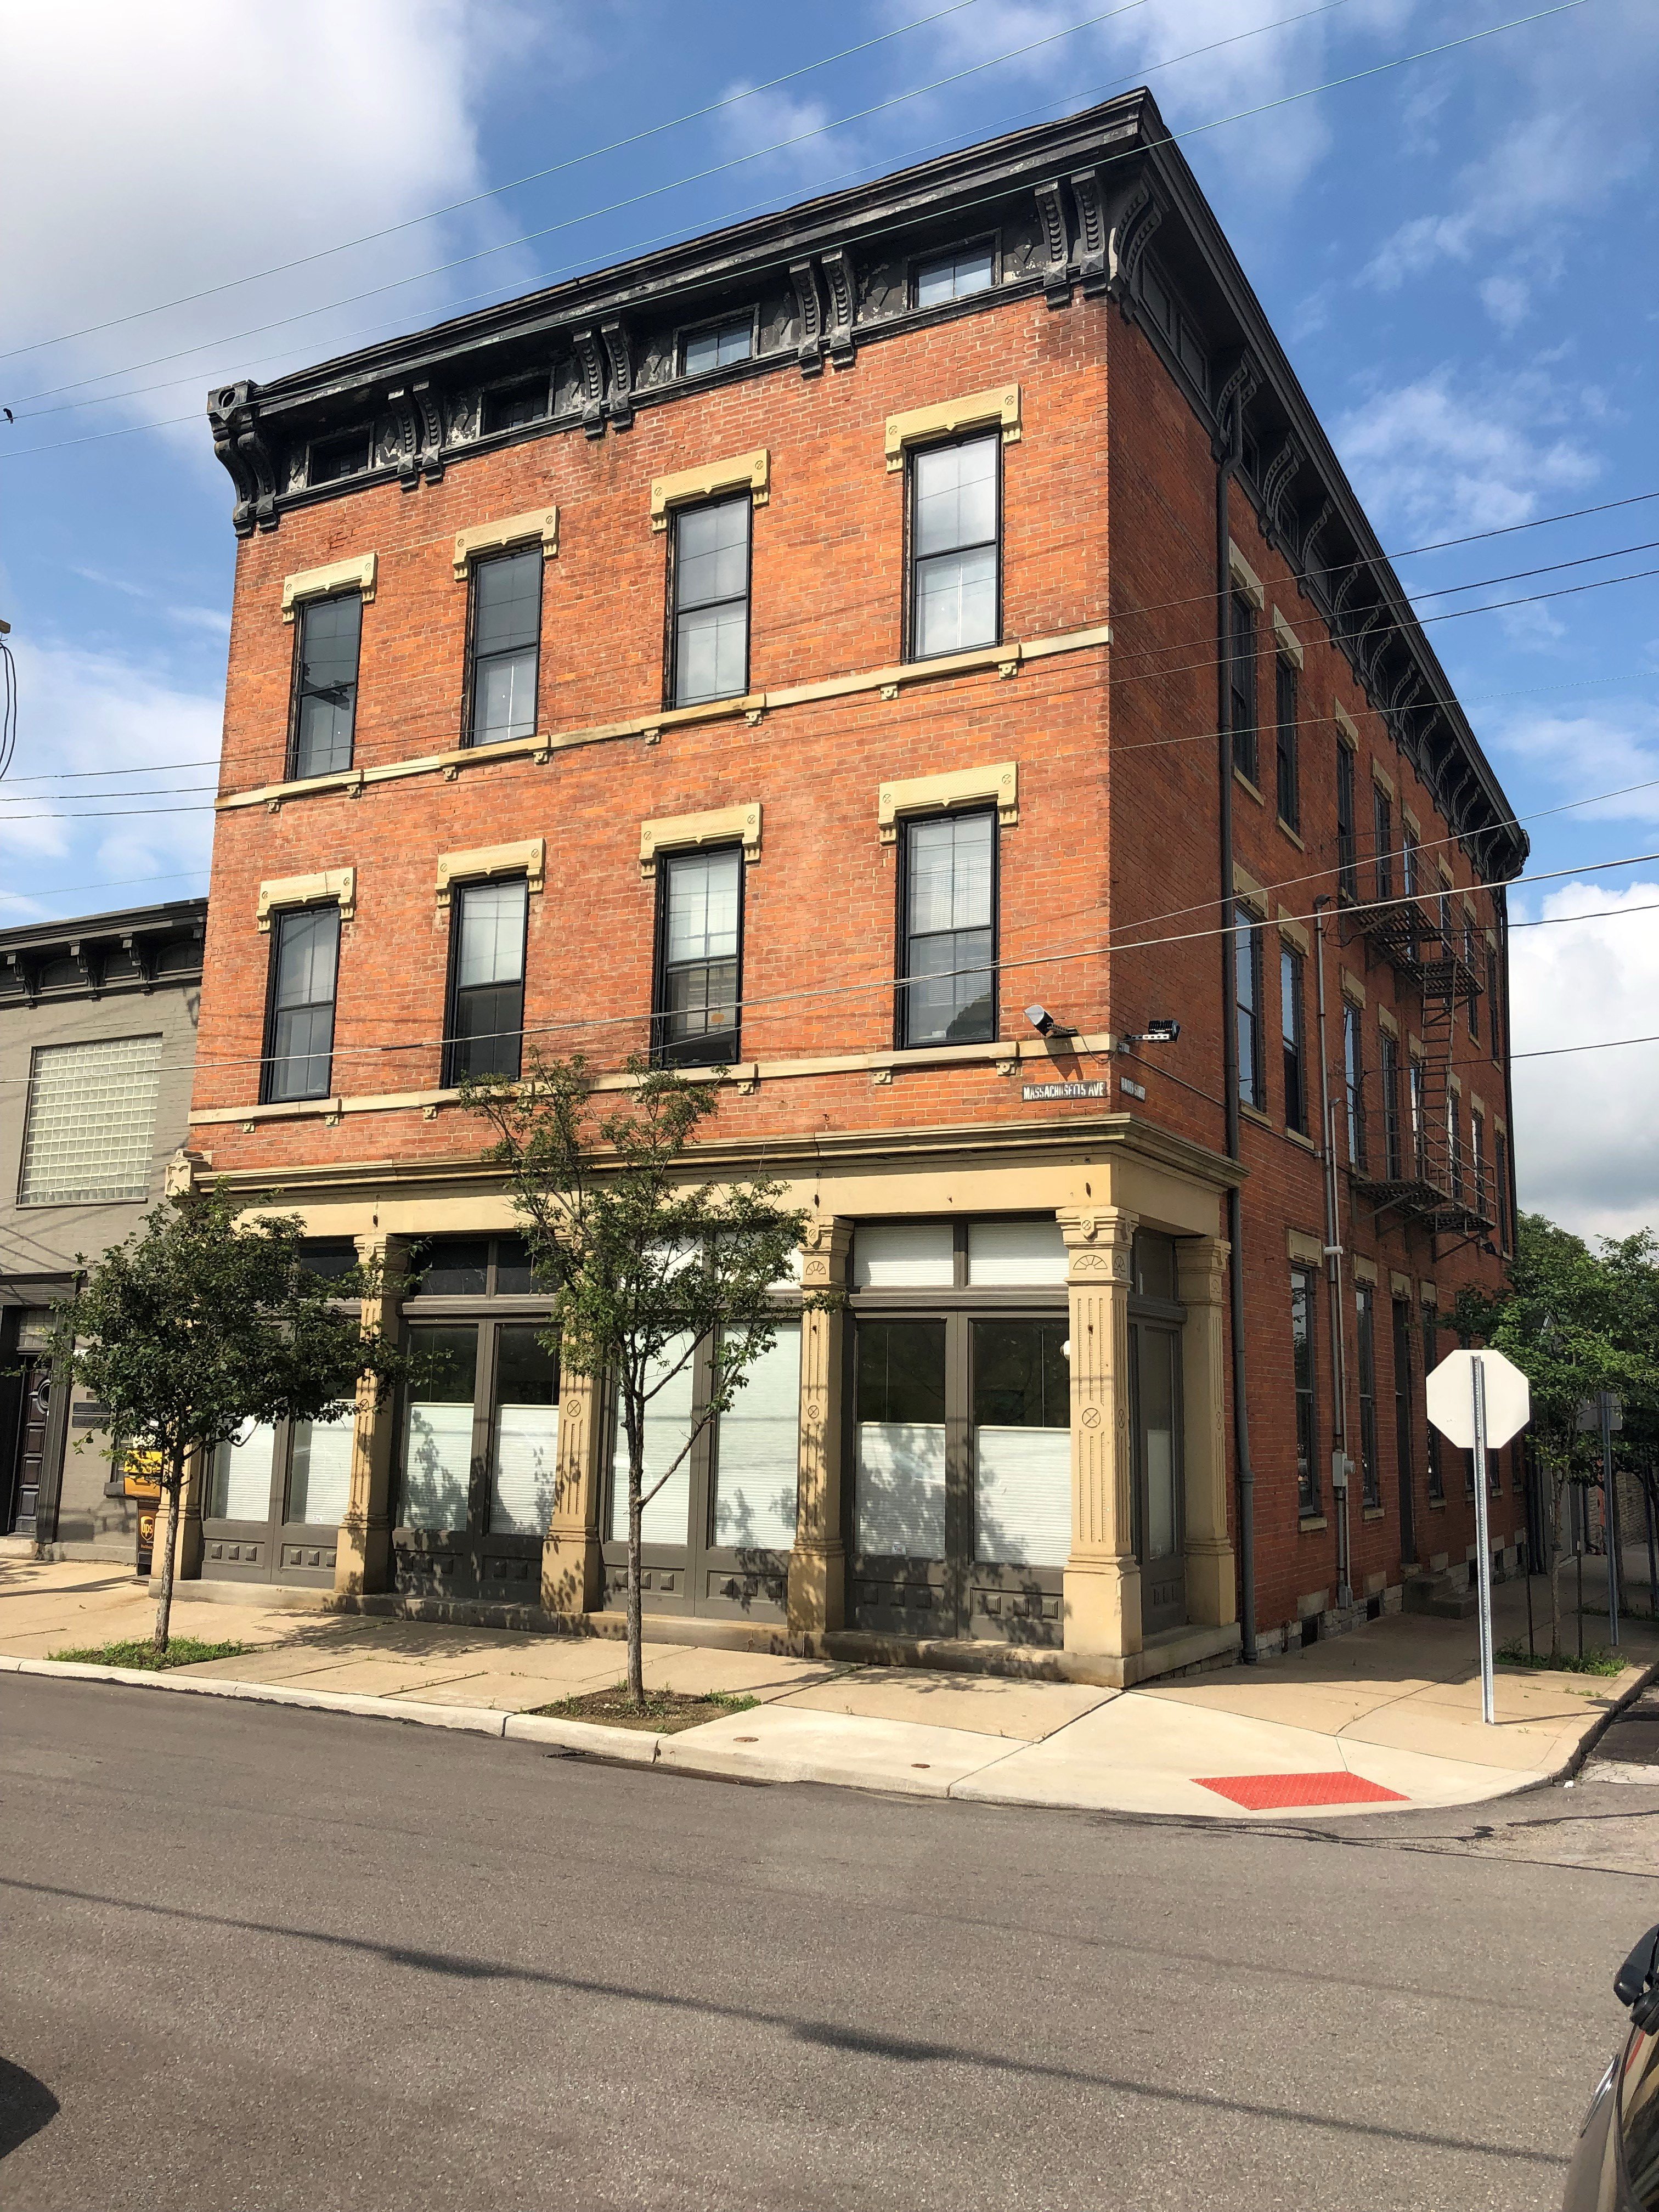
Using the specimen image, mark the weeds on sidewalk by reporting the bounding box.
[1496,1641,1623,1677]
[52,1637,252,1672]
[533,1687,760,1735]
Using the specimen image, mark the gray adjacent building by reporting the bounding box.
[0,899,206,1556]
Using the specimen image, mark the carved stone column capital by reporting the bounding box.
[1056,1205,1138,1284]
[1176,1235,1231,1310]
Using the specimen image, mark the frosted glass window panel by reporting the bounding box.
[401,1403,474,1530]
[611,1334,696,1544]
[491,1402,560,1534]
[974,1427,1070,1565]
[211,1423,277,1522]
[853,1222,955,1288]
[967,1218,1067,1286]
[286,1413,354,1526]
[19,1034,162,1205]
[713,1324,800,1553]
[855,1423,946,1558]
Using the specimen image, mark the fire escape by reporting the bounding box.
[1345,833,1492,1239]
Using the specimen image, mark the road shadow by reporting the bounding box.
[0,2056,59,2159]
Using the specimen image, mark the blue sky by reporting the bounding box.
[0,0,1654,1232]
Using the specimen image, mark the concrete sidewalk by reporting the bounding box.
[3,1552,1654,1818]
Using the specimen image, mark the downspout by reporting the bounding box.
[1216,395,1257,1663]
[1312,898,1352,1609]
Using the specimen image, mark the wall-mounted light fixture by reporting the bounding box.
[1119,1017,1181,1048]
[1024,1003,1078,1041]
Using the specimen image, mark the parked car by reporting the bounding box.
[1565,1925,1659,2208]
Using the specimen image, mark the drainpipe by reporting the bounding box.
[1216,400,1258,1663]
[1312,896,1352,1610]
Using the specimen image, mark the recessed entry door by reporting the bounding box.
[1131,1322,1186,1637]
[5,1359,52,1539]
[600,1323,801,1622]
[203,1408,356,1586]
[393,1320,560,1603]
[850,1313,1068,1645]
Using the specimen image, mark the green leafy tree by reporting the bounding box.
[465,1052,811,1705]
[49,1183,409,1658]
[1454,1212,1659,1654]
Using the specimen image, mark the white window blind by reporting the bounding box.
[855,1422,946,1557]
[853,1222,954,1288]
[713,1324,800,1553]
[966,1219,1067,1286]
[974,1427,1070,1565]
[287,1413,354,1526]
[211,1423,276,1521]
[490,1402,560,1535]
[401,1402,473,1530]
[19,1035,162,1206]
[611,1335,695,1544]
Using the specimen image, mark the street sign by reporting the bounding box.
[1426,1348,1532,1727]
[1576,1392,1623,1434]
[1426,1347,1531,1450]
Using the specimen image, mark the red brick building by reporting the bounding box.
[182,91,1525,1681]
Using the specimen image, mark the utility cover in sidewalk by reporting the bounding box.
[1195,1771,1408,1810]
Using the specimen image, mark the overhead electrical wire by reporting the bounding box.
[0,0,1594,456]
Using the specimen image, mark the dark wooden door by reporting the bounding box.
[6,1359,51,1538]
[1392,1298,1418,1567]
[1132,1323,1187,1637]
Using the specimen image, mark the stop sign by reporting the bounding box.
[1426,1347,1531,1449]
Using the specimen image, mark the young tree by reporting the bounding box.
[1455,1212,1659,1655]
[465,1051,811,1705]
[49,1182,409,1658]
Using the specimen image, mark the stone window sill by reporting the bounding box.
[1298,1514,1328,1533]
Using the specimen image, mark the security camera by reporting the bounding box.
[1024,1003,1077,1040]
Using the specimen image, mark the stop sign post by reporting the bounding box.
[1425,1348,1532,1725]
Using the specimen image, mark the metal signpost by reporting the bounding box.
[1577,1391,1624,1647]
[1426,1347,1532,1725]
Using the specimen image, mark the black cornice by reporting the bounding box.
[206,90,1525,883]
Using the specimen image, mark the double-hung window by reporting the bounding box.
[1229,594,1259,787]
[289,594,362,780]
[1374,786,1393,902]
[1342,1000,1366,1167]
[1487,947,1503,1060]
[1409,1054,1427,1177]
[263,905,340,1103]
[671,496,751,706]
[1291,1265,1318,1514]
[1380,1030,1403,1181]
[1235,905,1264,1110]
[1280,944,1306,1135]
[1336,744,1358,899]
[468,548,541,744]
[1424,1304,1444,1502]
[654,847,742,1066]
[910,434,999,660]
[898,810,996,1047]
[1495,1130,1512,1253]
[1274,655,1299,828]
[444,877,528,1085]
[914,243,995,307]
[1471,1109,1487,1219]
[1356,1284,1380,1509]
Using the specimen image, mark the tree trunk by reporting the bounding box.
[625,1406,645,1707]
[153,1447,184,1659]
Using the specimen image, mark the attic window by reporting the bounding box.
[309,429,371,486]
[682,317,754,377]
[915,242,995,308]
[482,379,549,435]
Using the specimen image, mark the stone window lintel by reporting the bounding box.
[452,509,559,579]
[256,868,355,931]
[281,554,376,624]
[885,386,1020,473]
[639,803,762,879]
[650,450,769,532]
[878,763,1017,845]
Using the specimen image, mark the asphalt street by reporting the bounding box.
[2,1674,1655,2211]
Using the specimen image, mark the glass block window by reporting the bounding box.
[19,1034,162,1205]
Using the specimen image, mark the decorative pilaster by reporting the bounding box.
[542,1369,603,1616]
[1177,1235,1235,1629]
[1058,1206,1141,1658]
[334,1234,408,1597]
[787,1217,853,1634]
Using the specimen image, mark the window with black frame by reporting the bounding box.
[1380,1029,1403,1180]
[289,593,362,779]
[1291,1265,1318,1513]
[1356,1283,1380,1509]
[898,810,996,1047]
[913,242,995,307]
[1424,1302,1445,1502]
[1280,942,1306,1134]
[910,433,998,659]
[482,378,548,435]
[467,548,541,744]
[670,496,750,706]
[1235,904,1264,1109]
[1374,785,1393,901]
[1336,743,1358,899]
[681,317,753,376]
[444,877,528,1085]
[262,905,339,1103]
[1229,594,1259,787]
[1274,654,1299,827]
[1343,1000,1367,1167]
[654,845,742,1066]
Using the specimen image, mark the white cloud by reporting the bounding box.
[1333,365,1599,540]
[0,637,224,918]
[0,2,563,453]
[1497,701,1659,825]
[1510,883,1659,1238]
[1478,274,1531,335]
[710,85,862,195]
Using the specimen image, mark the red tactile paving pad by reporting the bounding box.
[1194,1770,1408,1810]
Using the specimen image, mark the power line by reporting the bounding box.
[0,0,998,366]
[0,0,1590,448]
